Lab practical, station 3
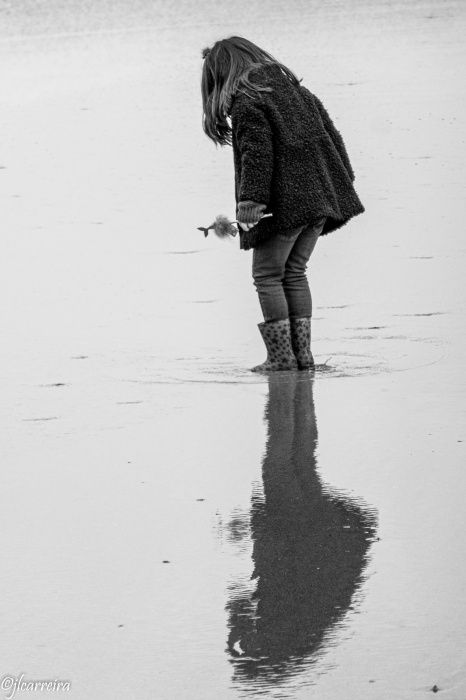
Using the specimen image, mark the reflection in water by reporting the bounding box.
[226,373,377,690]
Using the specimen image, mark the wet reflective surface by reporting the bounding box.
[225,373,377,692]
[1,1,466,698]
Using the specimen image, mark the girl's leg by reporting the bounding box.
[250,229,304,372]
[252,226,304,321]
[282,217,326,369]
[283,217,326,318]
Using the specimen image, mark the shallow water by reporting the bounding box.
[1,1,465,699]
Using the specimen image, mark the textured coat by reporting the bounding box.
[230,64,365,250]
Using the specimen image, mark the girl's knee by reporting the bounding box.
[253,272,284,294]
[283,266,306,285]
[252,262,286,287]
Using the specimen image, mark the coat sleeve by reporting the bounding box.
[313,94,355,182]
[231,100,274,205]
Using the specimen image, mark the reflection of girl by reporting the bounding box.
[226,373,377,685]
[201,37,364,372]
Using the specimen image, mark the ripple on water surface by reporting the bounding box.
[108,328,444,386]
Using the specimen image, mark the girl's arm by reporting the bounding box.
[309,92,356,182]
[232,100,274,206]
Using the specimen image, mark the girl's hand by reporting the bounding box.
[238,221,259,231]
[237,200,267,231]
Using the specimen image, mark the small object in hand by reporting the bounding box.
[197,212,273,238]
[197,215,238,238]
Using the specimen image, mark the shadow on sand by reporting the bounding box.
[225,372,378,691]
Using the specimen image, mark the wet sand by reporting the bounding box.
[1,1,466,698]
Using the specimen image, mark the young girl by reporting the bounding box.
[201,37,364,372]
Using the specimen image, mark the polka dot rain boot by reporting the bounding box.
[251,318,298,373]
[289,316,314,370]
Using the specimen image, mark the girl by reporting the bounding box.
[201,37,364,372]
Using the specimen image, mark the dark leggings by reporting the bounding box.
[252,218,326,322]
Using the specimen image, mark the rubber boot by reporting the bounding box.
[251,319,298,373]
[290,316,314,370]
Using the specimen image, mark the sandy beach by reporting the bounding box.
[1,1,465,698]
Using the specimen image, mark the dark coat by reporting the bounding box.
[230,64,365,250]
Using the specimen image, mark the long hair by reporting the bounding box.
[201,36,300,146]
